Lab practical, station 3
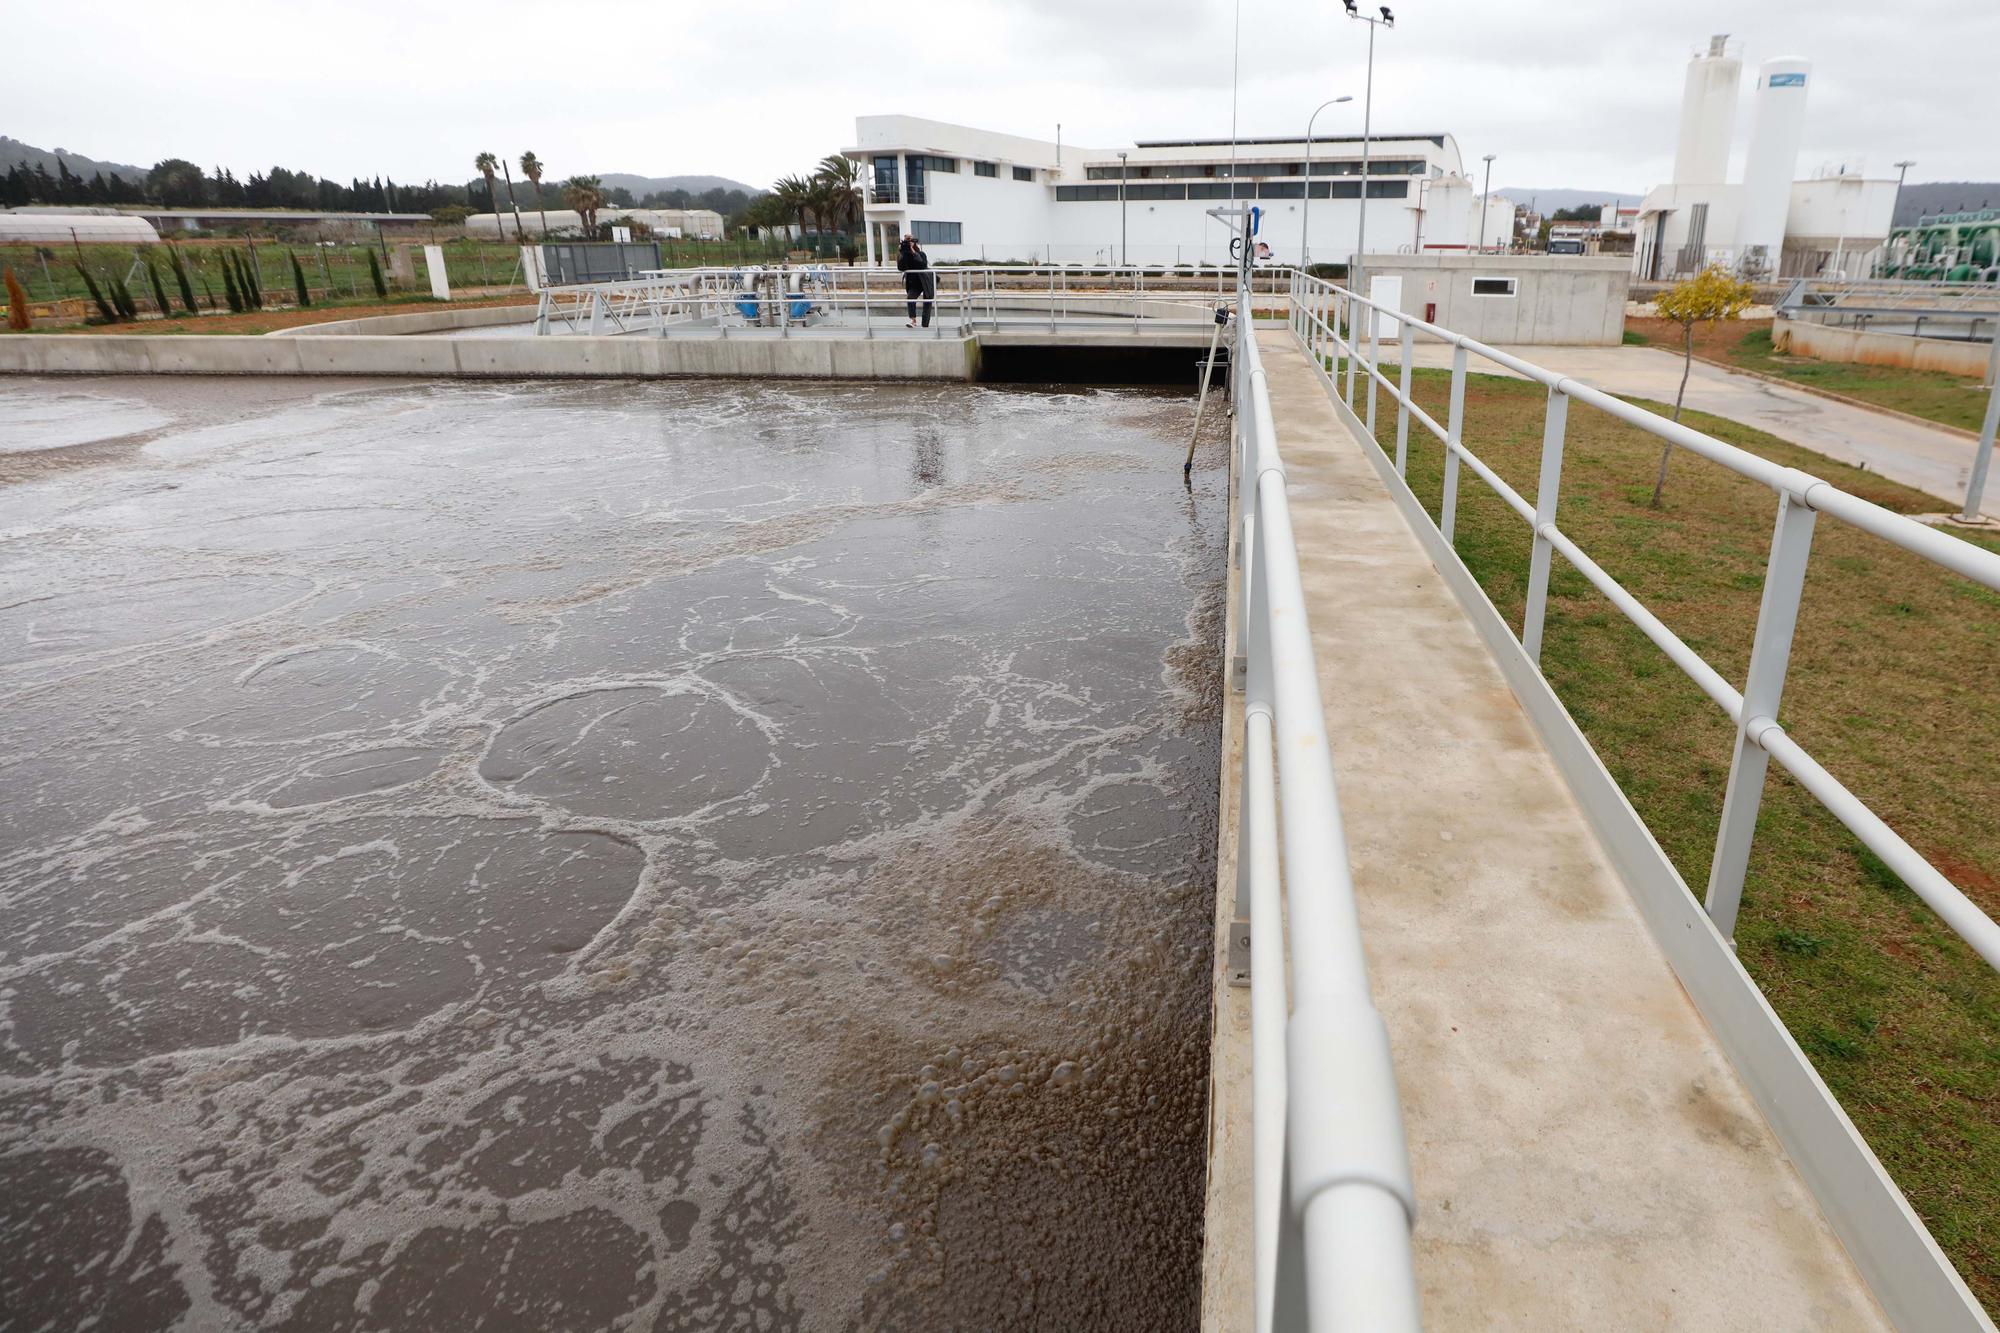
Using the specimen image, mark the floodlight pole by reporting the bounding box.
[1301,94,1354,270]
[1346,6,1392,299]
[1478,153,1496,252]
[1118,151,1129,267]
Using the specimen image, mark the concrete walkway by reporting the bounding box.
[1202,331,1886,1330]
[1404,341,1997,521]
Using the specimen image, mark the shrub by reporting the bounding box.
[221,256,244,313]
[4,267,29,330]
[289,251,310,308]
[366,247,387,298]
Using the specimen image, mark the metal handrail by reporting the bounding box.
[1227,279,1420,1331]
[1284,266,2000,972]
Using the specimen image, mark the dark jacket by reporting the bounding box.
[896,240,929,273]
[898,240,933,296]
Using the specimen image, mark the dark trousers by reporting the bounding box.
[904,273,934,326]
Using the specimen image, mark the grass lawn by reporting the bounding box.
[1627,317,1993,433]
[1354,361,2000,1308]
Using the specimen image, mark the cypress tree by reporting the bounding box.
[366,247,387,298]
[167,246,199,314]
[76,266,117,322]
[144,254,172,315]
[246,250,265,308]
[221,256,243,313]
[235,250,262,309]
[289,251,311,307]
[109,272,138,321]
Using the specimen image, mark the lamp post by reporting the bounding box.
[1343,2,1393,297]
[1300,94,1354,270]
[1118,151,1128,267]
[1477,153,1496,253]
[1890,159,1916,276]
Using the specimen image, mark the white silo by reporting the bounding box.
[1735,56,1812,276]
[1673,34,1739,186]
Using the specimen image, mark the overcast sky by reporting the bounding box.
[8,0,1994,194]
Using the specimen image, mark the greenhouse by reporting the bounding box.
[0,210,161,245]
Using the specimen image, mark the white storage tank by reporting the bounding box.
[1673,35,1740,187]
[1734,56,1811,276]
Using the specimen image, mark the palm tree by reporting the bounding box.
[562,175,607,235]
[473,152,504,239]
[772,175,817,235]
[813,155,863,236]
[519,152,550,238]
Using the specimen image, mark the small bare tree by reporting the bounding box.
[1649,265,1755,507]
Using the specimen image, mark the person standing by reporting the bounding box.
[897,234,935,329]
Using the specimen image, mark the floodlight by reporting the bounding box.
[1380,7,1394,23]
[1343,0,1358,14]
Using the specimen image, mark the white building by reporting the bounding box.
[1632,36,1898,282]
[842,115,1513,268]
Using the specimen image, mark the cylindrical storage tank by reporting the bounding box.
[1673,35,1740,186]
[1734,56,1811,276]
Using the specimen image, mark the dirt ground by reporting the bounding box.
[1625,315,1773,359]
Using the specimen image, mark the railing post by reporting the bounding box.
[1365,305,1379,438]
[863,268,873,338]
[1705,490,1819,941]
[589,291,605,335]
[1520,385,1570,662]
[1395,318,1414,476]
[1230,507,1267,988]
[1963,336,2000,521]
[1441,345,1467,543]
[1343,295,1359,407]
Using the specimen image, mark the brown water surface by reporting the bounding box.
[0,374,1226,1330]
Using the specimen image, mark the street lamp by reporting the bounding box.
[1300,94,1354,270]
[1343,2,1393,296]
[1118,151,1128,268]
[1477,153,1496,253]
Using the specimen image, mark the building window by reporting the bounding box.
[911,220,962,245]
[907,155,957,173]
[1187,182,1250,200]
[974,160,996,177]
[1471,277,1517,297]
[1055,185,1120,202]
[1366,180,1408,199]
[1308,158,1425,177]
[1257,182,1306,200]
[1013,165,1034,182]
[871,156,899,204]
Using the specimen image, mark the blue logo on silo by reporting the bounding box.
[1768,73,1807,87]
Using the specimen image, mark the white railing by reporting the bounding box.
[1283,267,2000,972]
[1226,280,1420,1331]
[531,264,1266,338]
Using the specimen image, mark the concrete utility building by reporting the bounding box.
[1631,35,1897,282]
[842,115,1514,267]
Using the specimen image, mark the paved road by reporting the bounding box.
[1405,342,1996,521]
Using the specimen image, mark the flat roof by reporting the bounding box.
[125,208,433,222]
[1133,133,1448,149]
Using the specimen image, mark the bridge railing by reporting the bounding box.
[531,264,1240,337]
[1282,266,2000,974]
[1226,280,1421,1331]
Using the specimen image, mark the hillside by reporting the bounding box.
[595,173,759,198]
[0,136,147,182]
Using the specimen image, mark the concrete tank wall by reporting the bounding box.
[1775,318,1994,378]
[0,333,982,381]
